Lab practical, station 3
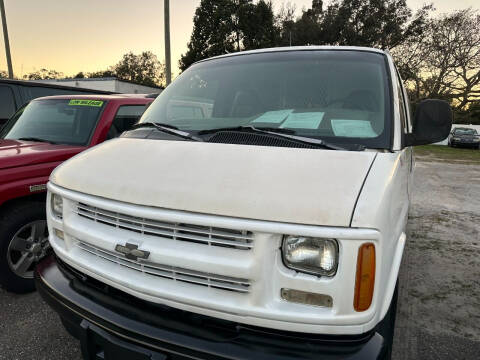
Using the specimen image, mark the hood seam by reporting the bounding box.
[349,153,378,227]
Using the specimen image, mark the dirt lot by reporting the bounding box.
[1,146,479,360]
[392,146,480,359]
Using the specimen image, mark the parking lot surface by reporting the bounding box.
[1,152,479,360]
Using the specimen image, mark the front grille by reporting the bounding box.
[76,203,253,250]
[77,241,251,293]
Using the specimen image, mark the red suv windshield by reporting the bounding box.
[1,99,105,146]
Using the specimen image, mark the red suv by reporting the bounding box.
[0,94,154,293]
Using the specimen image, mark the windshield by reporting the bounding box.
[0,99,105,146]
[454,128,477,135]
[140,50,392,148]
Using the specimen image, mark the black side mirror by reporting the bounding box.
[405,99,452,146]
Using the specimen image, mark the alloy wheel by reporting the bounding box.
[6,220,50,279]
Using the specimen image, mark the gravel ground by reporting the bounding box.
[0,155,479,360]
[392,158,480,359]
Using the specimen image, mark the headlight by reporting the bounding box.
[473,137,480,142]
[453,137,461,141]
[282,236,338,276]
[51,193,63,218]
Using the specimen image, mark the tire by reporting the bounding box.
[0,201,48,293]
[377,281,399,360]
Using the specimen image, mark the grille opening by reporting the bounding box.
[76,241,251,293]
[76,203,254,250]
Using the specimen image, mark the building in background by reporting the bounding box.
[33,77,163,94]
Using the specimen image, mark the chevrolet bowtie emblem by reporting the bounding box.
[115,243,150,261]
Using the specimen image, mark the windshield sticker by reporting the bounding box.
[331,120,378,138]
[251,109,293,124]
[68,99,104,107]
[280,112,325,129]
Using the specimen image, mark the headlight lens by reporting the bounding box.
[282,236,338,276]
[51,193,63,218]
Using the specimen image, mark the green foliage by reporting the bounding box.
[87,70,116,78]
[179,0,277,71]
[73,72,85,79]
[112,51,165,87]
[75,52,165,86]
[454,102,480,125]
[275,0,431,49]
[396,9,480,111]
[23,68,64,80]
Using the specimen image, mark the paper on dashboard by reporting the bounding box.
[251,109,293,124]
[331,120,378,138]
[280,112,325,129]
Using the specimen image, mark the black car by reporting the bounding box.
[448,127,480,148]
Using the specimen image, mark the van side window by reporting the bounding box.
[107,105,147,139]
[0,85,16,121]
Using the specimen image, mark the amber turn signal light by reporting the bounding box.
[354,243,375,312]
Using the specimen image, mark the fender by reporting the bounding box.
[0,161,62,206]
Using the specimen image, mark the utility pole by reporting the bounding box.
[0,0,13,78]
[164,0,171,85]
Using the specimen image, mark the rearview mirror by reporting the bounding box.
[405,99,452,146]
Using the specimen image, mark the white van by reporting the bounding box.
[37,47,452,360]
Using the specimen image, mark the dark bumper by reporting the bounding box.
[451,140,479,147]
[35,256,386,360]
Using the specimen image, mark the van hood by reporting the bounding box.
[51,139,377,227]
[0,139,85,170]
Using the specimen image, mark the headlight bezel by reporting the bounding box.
[51,193,64,219]
[282,236,339,277]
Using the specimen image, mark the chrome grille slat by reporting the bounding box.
[76,203,253,250]
[76,241,250,293]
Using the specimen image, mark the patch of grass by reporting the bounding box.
[414,145,480,163]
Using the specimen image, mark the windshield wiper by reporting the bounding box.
[18,137,57,144]
[132,122,203,142]
[199,126,295,135]
[198,126,363,151]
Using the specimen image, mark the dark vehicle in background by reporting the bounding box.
[0,79,114,128]
[448,127,480,148]
[0,94,153,293]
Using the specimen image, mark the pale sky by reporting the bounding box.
[0,0,478,78]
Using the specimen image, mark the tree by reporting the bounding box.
[302,0,431,49]
[239,1,277,50]
[23,68,63,80]
[180,0,238,71]
[112,51,165,87]
[398,9,480,110]
[87,69,116,78]
[73,72,85,79]
[179,0,277,71]
[275,2,296,46]
[0,70,8,78]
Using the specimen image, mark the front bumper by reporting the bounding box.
[451,140,479,147]
[36,256,386,360]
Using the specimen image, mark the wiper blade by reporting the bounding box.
[133,122,179,130]
[18,137,57,144]
[132,122,202,141]
[198,126,363,151]
[198,126,294,135]
[268,132,364,151]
